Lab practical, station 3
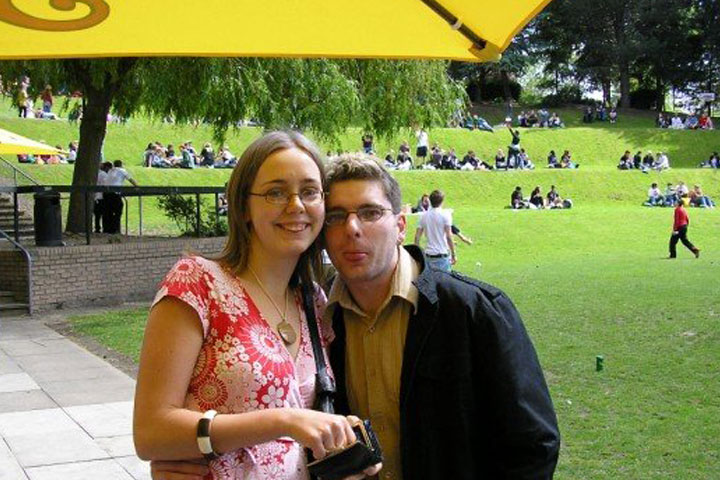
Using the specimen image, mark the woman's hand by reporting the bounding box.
[283,409,357,459]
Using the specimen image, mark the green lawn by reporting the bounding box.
[3,97,719,478]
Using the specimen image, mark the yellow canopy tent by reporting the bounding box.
[0,127,65,155]
[0,0,552,62]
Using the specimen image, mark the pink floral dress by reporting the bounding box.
[152,256,331,480]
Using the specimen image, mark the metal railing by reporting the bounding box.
[0,156,41,187]
[0,184,226,245]
[0,228,33,314]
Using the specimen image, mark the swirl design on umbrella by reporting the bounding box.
[0,0,109,31]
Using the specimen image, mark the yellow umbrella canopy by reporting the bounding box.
[0,0,552,62]
[0,127,65,155]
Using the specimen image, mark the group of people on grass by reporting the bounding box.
[511,185,571,210]
[583,104,618,124]
[17,140,77,165]
[618,150,670,171]
[657,112,714,130]
[515,109,565,128]
[144,141,237,169]
[646,182,715,208]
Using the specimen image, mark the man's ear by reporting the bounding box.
[396,213,407,245]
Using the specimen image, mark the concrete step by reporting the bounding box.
[0,208,29,216]
[0,230,34,239]
[0,219,34,228]
[0,290,14,300]
[0,303,30,315]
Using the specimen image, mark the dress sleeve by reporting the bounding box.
[152,256,212,338]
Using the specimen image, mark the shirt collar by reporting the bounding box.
[327,246,420,318]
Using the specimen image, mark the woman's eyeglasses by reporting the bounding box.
[325,206,393,226]
[249,187,324,206]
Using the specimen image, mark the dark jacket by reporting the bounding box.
[330,245,560,479]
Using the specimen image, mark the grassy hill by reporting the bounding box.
[2,96,720,478]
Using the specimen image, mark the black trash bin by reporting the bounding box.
[34,191,63,246]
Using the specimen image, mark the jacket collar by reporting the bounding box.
[405,244,439,305]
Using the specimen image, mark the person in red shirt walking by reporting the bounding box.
[669,197,700,258]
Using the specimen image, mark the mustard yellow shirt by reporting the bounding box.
[325,247,419,480]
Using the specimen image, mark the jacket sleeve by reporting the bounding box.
[473,287,561,479]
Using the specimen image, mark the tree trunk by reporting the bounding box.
[65,86,114,233]
[501,70,513,101]
[619,64,631,108]
[602,79,611,106]
[654,75,665,113]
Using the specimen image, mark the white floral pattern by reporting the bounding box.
[153,256,331,480]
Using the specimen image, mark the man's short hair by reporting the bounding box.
[326,154,402,213]
[429,190,444,208]
[113,160,123,167]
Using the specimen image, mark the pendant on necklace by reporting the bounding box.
[277,320,297,345]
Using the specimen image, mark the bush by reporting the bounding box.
[629,88,656,110]
[466,77,521,102]
[542,85,584,107]
[158,194,228,237]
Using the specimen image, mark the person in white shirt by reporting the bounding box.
[670,115,684,129]
[415,128,429,165]
[676,181,689,198]
[654,152,670,171]
[104,160,138,234]
[95,161,112,233]
[414,189,455,271]
[646,182,664,206]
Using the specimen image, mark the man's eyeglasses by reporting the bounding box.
[249,187,324,206]
[325,206,393,226]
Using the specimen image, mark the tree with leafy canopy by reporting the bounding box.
[0,58,463,233]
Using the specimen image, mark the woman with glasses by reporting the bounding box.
[134,131,367,479]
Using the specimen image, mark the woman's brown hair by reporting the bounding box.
[212,131,326,287]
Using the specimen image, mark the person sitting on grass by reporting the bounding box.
[200,142,215,167]
[560,150,579,169]
[441,148,459,170]
[396,151,413,170]
[383,150,396,169]
[176,144,195,169]
[642,151,655,169]
[676,181,690,204]
[152,145,173,168]
[618,150,633,170]
[511,186,526,209]
[549,112,564,128]
[645,183,664,207]
[689,185,715,208]
[547,150,559,168]
[664,183,678,207]
[547,185,563,208]
[609,108,618,123]
[653,152,670,171]
[685,114,699,130]
[517,149,535,170]
[698,152,719,168]
[529,186,545,209]
[670,114,684,129]
[495,149,508,170]
[460,150,478,170]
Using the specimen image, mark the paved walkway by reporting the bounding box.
[0,314,149,480]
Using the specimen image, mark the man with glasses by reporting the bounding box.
[322,155,559,480]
